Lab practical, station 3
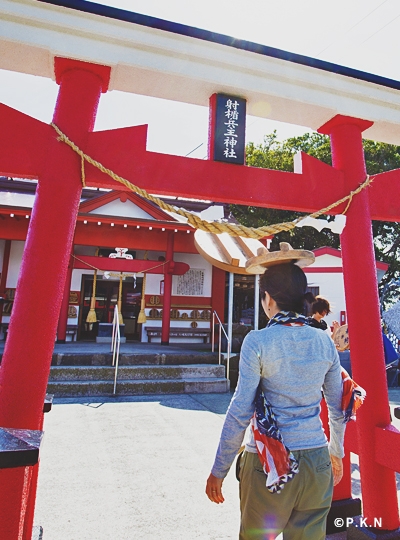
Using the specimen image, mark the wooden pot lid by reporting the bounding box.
[245,242,315,274]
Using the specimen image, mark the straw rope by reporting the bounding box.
[52,123,374,239]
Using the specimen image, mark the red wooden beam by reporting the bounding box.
[2,103,400,221]
[0,104,52,178]
[369,168,400,222]
[0,103,347,213]
[72,255,189,275]
[83,142,346,212]
[375,425,400,472]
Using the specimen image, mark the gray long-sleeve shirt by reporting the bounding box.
[211,324,345,479]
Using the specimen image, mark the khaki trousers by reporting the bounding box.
[239,447,333,540]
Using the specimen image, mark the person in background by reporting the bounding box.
[206,250,345,540]
[307,295,340,338]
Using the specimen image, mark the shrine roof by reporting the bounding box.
[1,0,400,144]
[312,246,388,271]
[0,177,233,228]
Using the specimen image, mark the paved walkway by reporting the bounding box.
[34,392,239,540]
[2,341,398,538]
[32,388,400,540]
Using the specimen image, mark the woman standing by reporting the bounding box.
[206,245,345,540]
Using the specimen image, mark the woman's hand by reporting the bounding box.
[331,321,340,341]
[206,473,225,504]
[330,454,343,486]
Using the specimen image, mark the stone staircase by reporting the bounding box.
[47,351,229,397]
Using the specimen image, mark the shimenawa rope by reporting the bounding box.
[51,123,374,239]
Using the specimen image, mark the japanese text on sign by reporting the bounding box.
[212,94,246,165]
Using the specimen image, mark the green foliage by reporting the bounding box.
[230,131,400,296]
[231,132,339,251]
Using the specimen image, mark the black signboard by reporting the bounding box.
[212,94,246,165]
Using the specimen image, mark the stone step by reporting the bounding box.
[47,377,230,397]
[51,352,219,366]
[48,364,226,381]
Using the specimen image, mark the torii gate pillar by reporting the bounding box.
[0,59,110,539]
[320,116,400,530]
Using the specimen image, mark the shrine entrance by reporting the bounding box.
[227,274,261,328]
[79,275,143,341]
[2,2,400,539]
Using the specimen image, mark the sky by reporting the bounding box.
[0,0,399,159]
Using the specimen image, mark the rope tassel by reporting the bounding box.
[86,270,98,324]
[137,272,147,324]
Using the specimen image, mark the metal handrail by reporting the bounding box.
[212,311,231,381]
[111,305,121,395]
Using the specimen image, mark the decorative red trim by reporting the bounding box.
[312,246,388,271]
[79,189,173,221]
[76,214,191,233]
[304,267,343,273]
[0,207,31,217]
[313,246,341,258]
[145,295,211,306]
[376,261,389,271]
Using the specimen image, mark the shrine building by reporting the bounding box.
[0,177,388,344]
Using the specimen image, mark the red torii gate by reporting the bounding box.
[0,57,400,538]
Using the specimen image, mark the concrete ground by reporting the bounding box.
[34,392,240,540]
[32,386,400,540]
[2,340,397,539]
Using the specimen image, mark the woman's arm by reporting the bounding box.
[209,332,262,480]
[323,347,346,460]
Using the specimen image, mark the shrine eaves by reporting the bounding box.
[1,0,400,145]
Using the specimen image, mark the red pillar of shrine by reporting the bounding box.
[0,59,110,539]
[319,115,399,530]
[57,253,74,342]
[161,232,174,344]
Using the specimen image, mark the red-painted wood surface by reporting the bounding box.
[319,115,400,530]
[0,58,110,539]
